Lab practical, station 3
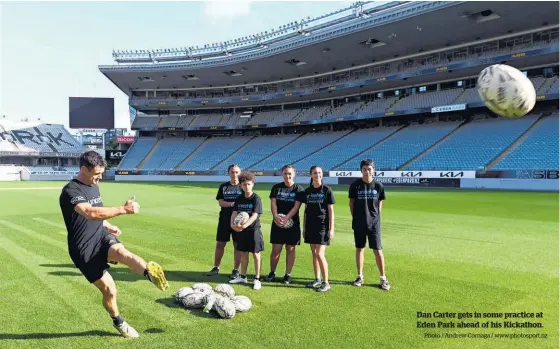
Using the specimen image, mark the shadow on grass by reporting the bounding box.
[0,330,120,340]
[39,264,76,268]
[43,265,360,290]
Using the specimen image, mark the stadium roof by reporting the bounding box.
[99,1,559,94]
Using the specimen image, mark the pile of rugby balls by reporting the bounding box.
[175,283,252,319]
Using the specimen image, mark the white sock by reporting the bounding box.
[358,274,363,279]
[380,275,387,281]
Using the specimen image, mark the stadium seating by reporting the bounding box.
[296,106,333,121]
[0,123,83,154]
[250,130,351,171]
[118,137,157,169]
[391,89,463,111]
[454,88,481,104]
[248,109,301,125]
[545,76,559,94]
[407,116,538,170]
[132,117,159,129]
[161,115,181,128]
[493,115,559,170]
[156,137,207,170]
[141,138,185,170]
[294,127,400,171]
[180,136,254,171]
[213,134,300,173]
[358,97,399,114]
[339,122,461,170]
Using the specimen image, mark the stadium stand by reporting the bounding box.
[132,117,160,129]
[294,127,401,171]
[339,122,462,170]
[141,138,185,170]
[179,136,254,171]
[406,116,539,170]
[213,134,300,174]
[493,115,559,170]
[390,89,463,111]
[0,122,83,153]
[247,109,301,125]
[156,137,207,170]
[119,137,157,169]
[250,131,351,171]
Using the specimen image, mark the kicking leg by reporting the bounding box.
[108,243,168,291]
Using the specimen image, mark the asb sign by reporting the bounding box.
[117,136,135,144]
[329,170,476,178]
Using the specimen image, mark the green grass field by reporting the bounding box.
[0,181,558,349]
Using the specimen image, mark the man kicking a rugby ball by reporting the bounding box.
[59,151,168,338]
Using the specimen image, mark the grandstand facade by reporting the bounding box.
[98,1,559,178]
[0,121,85,175]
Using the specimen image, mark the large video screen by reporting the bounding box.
[69,97,115,129]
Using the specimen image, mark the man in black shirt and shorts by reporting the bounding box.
[348,159,390,291]
[59,151,168,338]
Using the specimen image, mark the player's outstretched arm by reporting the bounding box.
[74,198,137,221]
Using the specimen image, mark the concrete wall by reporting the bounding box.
[460,178,559,192]
[115,175,339,185]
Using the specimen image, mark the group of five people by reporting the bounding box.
[207,159,390,293]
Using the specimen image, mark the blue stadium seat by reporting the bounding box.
[250,131,351,171]
[180,136,253,171]
[407,116,538,170]
[339,122,460,170]
[493,115,559,170]
[213,134,299,173]
[294,127,399,171]
[118,138,157,169]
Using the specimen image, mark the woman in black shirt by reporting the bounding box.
[297,166,336,292]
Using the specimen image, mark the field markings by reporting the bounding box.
[0,219,208,328]
[0,232,108,328]
[0,187,61,191]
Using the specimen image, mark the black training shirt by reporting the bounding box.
[234,193,263,232]
[348,178,386,230]
[59,179,106,260]
[298,185,336,229]
[269,182,305,224]
[216,181,243,219]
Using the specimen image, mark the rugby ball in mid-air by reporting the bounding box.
[277,214,294,229]
[234,211,250,225]
[476,64,536,118]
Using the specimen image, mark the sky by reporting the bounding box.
[0,1,353,130]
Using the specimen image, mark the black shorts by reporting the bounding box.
[270,222,301,246]
[216,216,238,243]
[304,223,330,246]
[70,233,121,283]
[236,229,264,253]
[354,226,382,250]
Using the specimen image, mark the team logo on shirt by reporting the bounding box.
[89,197,103,205]
[276,189,297,202]
[70,196,85,205]
[223,187,242,200]
[237,203,253,211]
[306,193,325,204]
[357,189,378,200]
